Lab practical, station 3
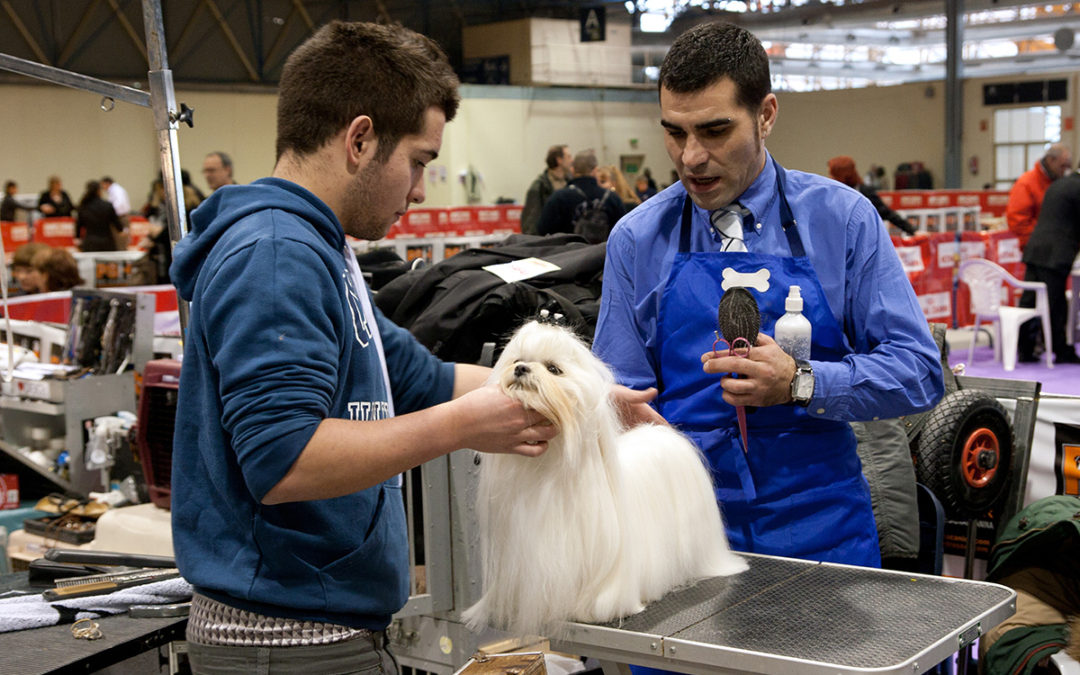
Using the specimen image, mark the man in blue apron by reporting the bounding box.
[593,22,944,569]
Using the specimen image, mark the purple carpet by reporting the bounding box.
[947,342,1080,396]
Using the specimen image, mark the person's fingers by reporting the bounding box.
[513,441,548,457]
[618,385,658,403]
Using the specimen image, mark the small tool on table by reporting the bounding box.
[714,287,761,453]
[40,549,179,601]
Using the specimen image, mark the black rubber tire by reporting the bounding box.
[914,389,1013,520]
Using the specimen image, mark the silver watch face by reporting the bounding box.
[794,370,814,401]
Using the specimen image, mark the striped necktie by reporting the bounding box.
[710,204,748,252]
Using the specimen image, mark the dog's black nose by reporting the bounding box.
[514,363,530,378]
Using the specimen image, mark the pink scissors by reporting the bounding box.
[712,332,752,454]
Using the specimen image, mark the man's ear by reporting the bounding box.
[346,115,377,166]
[759,94,778,140]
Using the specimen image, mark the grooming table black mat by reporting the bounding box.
[0,572,187,675]
[550,554,1016,675]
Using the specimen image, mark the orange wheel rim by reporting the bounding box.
[961,427,999,487]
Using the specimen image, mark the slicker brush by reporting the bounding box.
[717,287,760,349]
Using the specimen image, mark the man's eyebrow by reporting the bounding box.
[660,117,734,131]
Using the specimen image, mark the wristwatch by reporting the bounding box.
[790,359,814,407]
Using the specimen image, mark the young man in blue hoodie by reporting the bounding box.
[169,22,659,673]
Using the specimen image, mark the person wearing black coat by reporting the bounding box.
[537,149,625,241]
[37,175,74,217]
[76,180,123,252]
[1018,171,1080,364]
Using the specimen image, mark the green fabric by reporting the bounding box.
[981,623,1068,675]
[987,496,1080,581]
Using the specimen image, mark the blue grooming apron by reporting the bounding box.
[654,159,880,567]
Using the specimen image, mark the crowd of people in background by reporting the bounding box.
[0,152,239,289]
[521,144,664,241]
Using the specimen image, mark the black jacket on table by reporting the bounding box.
[537,176,625,239]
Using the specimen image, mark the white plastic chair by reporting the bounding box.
[958,258,1052,372]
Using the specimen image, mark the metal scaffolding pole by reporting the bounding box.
[945,0,964,189]
[141,0,190,333]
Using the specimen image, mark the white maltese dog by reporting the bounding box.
[462,320,746,637]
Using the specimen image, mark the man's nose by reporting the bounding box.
[682,135,709,169]
[410,179,426,204]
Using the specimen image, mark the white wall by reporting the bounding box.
[1,72,1075,212]
[0,83,276,208]
[444,86,670,206]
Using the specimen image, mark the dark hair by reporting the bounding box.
[101,176,113,184]
[79,181,102,210]
[32,248,83,292]
[5,180,17,190]
[276,21,460,163]
[207,152,233,169]
[545,144,568,170]
[659,22,771,112]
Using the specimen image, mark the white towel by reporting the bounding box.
[0,577,192,632]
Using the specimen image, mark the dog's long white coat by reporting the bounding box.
[462,322,746,638]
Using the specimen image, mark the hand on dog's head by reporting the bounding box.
[492,321,614,436]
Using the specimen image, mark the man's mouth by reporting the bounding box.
[685,175,721,192]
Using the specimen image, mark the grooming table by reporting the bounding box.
[0,572,187,675]
[550,554,1015,675]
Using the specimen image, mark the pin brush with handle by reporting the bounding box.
[716,287,760,453]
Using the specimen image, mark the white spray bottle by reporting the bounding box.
[774,285,812,361]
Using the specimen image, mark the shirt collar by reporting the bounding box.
[693,149,776,242]
[736,149,777,227]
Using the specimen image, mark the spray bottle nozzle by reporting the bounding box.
[785,285,803,313]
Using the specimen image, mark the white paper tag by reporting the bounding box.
[482,257,561,283]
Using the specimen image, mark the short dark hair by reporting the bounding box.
[4,181,14,190]
[276,21,460,163]
[207,152,233,170]
[659,22,771,112]
[545,144,568,170]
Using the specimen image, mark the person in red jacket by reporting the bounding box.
[1006,143,1072,249]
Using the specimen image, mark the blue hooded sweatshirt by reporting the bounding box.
[170,178,455,629]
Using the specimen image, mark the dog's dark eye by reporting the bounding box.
[545,362,562,375]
